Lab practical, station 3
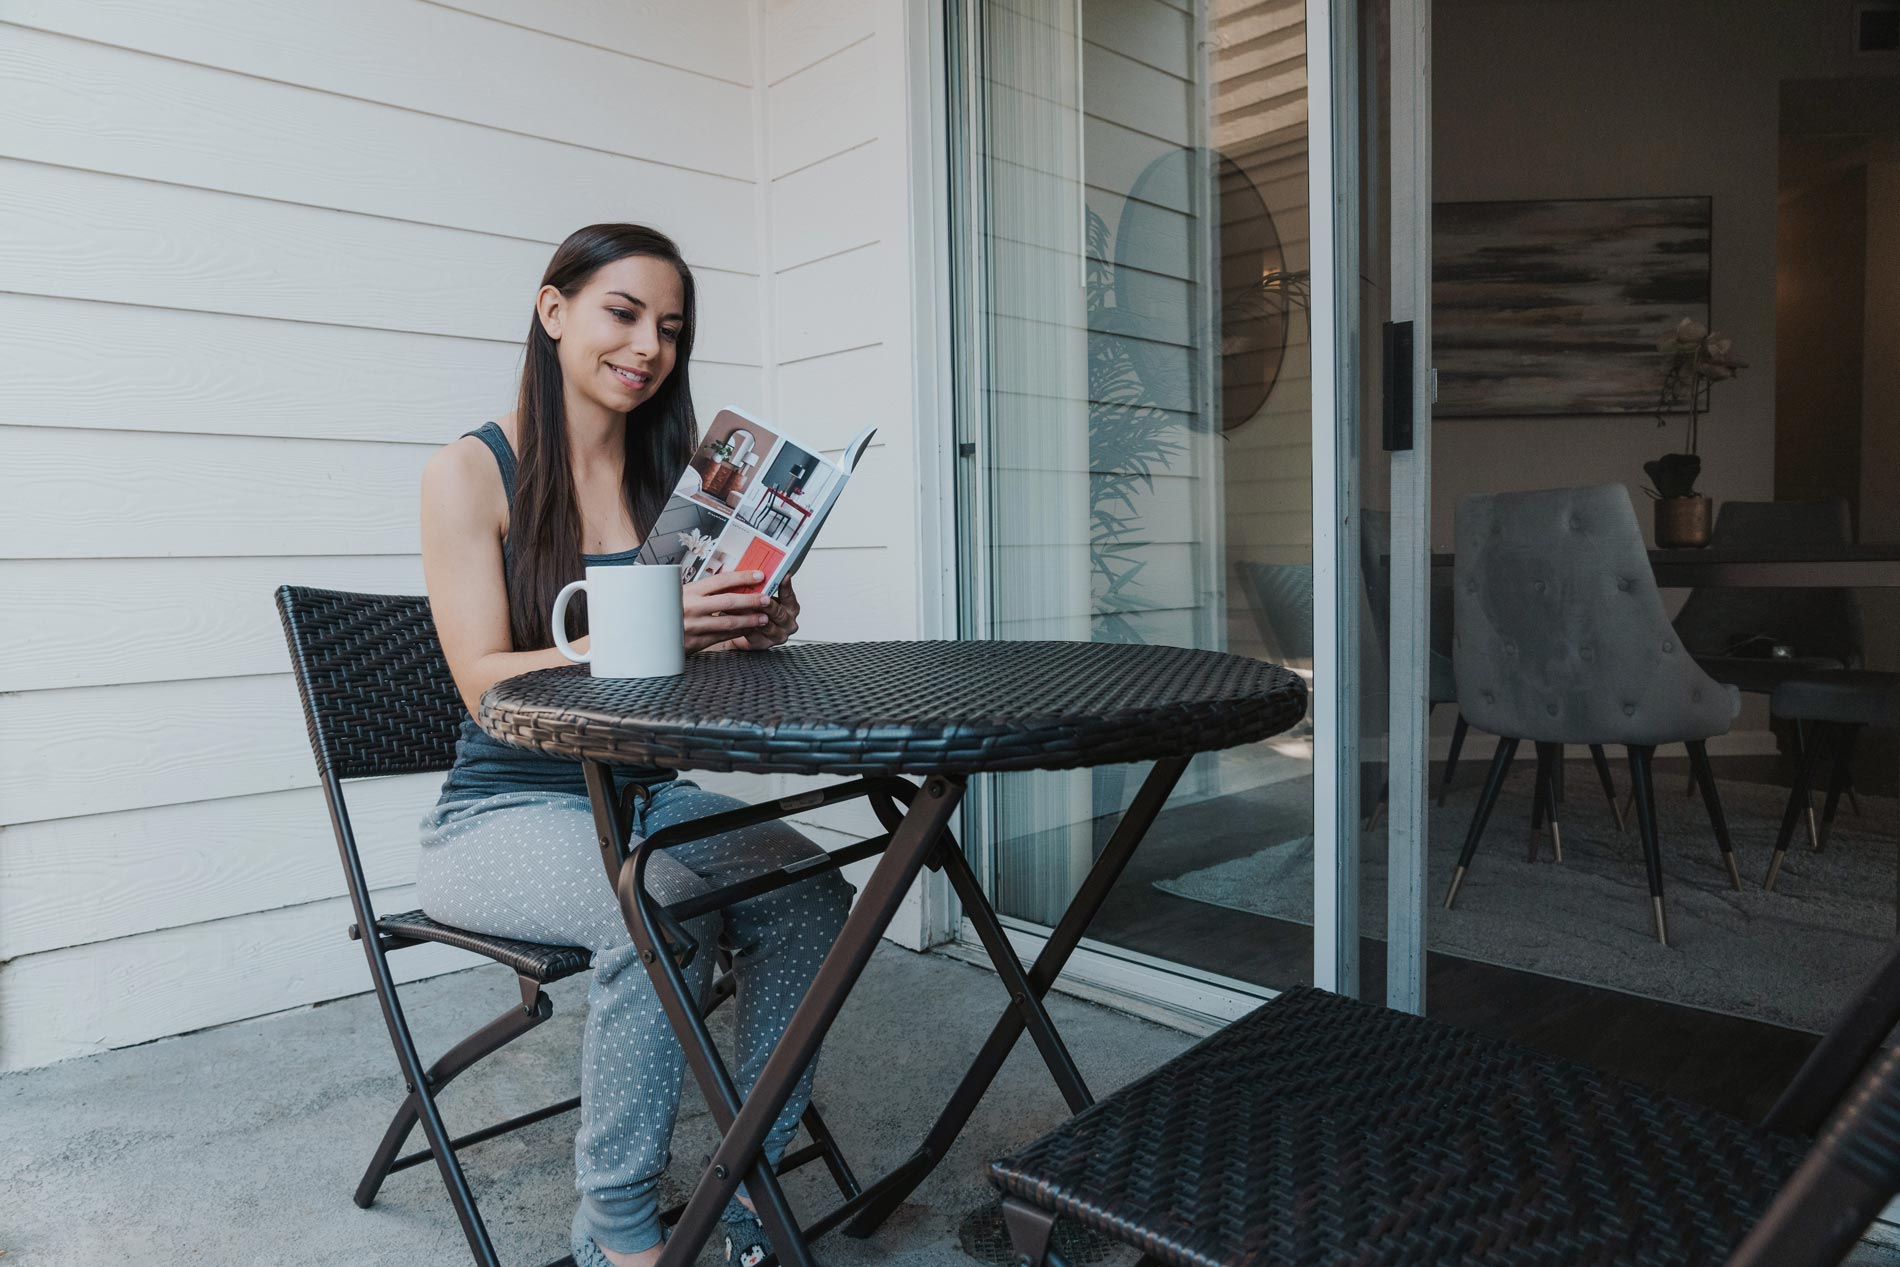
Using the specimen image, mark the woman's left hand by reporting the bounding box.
[715,579,799,652]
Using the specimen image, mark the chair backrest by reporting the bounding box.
[1673,499,1863,668]
[275,586,465,781]
[1235,561,1314,663]
[1453,485,1732,747]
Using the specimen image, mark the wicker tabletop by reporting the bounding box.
[478,640,1307,777]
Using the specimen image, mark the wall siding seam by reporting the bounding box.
[415,1,755,90]
[774,238,883,278]
[768,133,880,185]
[766,29,877,90]
[0,285,773,362]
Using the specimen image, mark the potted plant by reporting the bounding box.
[1645,317,1745,548]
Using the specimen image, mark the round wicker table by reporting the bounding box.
[479,640,1305,1267]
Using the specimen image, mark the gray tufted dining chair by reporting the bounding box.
[1447,485,1741,945]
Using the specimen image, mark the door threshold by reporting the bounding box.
[941,919,1272,1039]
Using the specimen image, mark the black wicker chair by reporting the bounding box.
[989,936,1900,1267]
[275,586,860,1267]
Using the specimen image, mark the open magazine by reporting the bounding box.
[635,406,875,597]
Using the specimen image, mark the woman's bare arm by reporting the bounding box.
[421,437,580,718]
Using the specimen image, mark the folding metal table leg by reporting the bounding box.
[581,761,815,1267]
[843,755,1192,1238]
[649,774,969,1267]
[864,784,1091,1114]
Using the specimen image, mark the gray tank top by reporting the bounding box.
[435,422,672,807]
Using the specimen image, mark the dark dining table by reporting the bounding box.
[1430,543,1900,588]
[478,640,1306,1267]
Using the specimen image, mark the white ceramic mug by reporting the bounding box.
[551,565,686,678]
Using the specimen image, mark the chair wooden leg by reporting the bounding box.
[1627,745,1668,945]
[1765,730,1826,892]
[1589,744,1622,830]
[1687,740,1741,890]
[1438,713,1469,807]
[1445,737,1519,908]
[1818,725,1860,852]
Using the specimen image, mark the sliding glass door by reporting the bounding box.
[945,0,1431,1017]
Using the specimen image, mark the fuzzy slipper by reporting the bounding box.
[721,1207,773,1267]
[571,1205,665,1267]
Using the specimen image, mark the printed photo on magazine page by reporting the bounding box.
[636,405,875,596]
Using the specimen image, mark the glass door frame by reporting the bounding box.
[1312,0,1434,1013]
[938,0,1436,1026]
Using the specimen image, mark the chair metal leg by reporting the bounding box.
[1793,720,1821,851]
[1589,744,1623,830]
[1438,713,1469,807]
[1445,737,1519,908]
[1529,742,1562,863]
[1627,746,1668,945]
[1687,740,1742,891]
[1365,776,1388,830]
[326,773,502,1267]
[357,976,555,1208]
[1000,1196,1062,1267]
[1766,731,1826,892]
[1818,725,1860,852]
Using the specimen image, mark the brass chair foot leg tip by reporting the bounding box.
[1444,868,1466,909]
[1764,852,1785,892]
[1724,856,1741,891]
[1652,897,1668,947]
[1550,825,1563,864]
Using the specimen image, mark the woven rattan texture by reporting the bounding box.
[377,910,592,982]
[277,587,465,780]
[479,641,1306,776]
[990,987,1807,1267]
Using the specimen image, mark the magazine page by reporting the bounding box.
[635,407,868,597]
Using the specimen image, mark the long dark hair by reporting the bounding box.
[507,224,697,650]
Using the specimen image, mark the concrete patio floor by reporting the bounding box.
[5,942,1898,1266]
[2,944,1178,1266]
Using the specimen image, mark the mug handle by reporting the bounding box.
[551,579,590,664]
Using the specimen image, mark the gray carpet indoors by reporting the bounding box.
[1156,769,1900,1035]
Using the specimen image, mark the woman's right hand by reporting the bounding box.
[682,569,774,655]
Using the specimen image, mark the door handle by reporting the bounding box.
[1382,320,1414,452]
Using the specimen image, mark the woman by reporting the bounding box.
[417,223,853,1267]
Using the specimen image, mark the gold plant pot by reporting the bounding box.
[1655,494,1712,548]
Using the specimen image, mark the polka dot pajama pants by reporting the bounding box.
[418,780,855,1255]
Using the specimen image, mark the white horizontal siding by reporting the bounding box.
[0,292,764,442]
[0,158,763,361]
[1,0,944,1070]
[0,887,484,1072]
[4,0,756,178]
[0,0,771,1072]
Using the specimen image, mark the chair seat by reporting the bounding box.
[1771,670,1900,729]
[376,910,592,983]
[1694,654,1845,696]
[989,987,1806,1267]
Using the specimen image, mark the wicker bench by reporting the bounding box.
[990,965,1900,1267]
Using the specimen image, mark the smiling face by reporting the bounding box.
[537,253,686,418]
